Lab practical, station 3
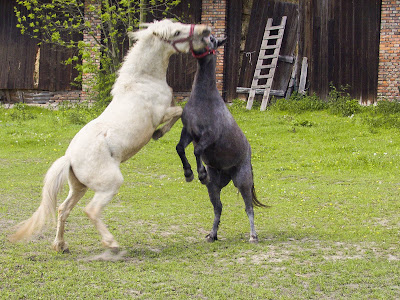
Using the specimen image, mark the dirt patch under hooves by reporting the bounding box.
[82,249,128,262]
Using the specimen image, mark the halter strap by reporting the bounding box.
[191,48,216,59]
[159,24,214,58]
[162,24,195,54]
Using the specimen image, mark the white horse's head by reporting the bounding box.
[132,19,212,55]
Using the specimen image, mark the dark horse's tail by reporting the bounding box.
[251,167,269,208]
[251,184,269,208]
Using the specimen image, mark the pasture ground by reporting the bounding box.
[1,99,400,299]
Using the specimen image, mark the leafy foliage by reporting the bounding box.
[269,92,328,113]
[269,86,365,117]
[327,85,363,117]
[8,103,37,121]
[15,0,182,102]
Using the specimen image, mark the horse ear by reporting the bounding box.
[217,37,227,48]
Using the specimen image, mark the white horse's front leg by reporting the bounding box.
[152,106,183,140]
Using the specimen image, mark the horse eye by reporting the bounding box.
[174,31,181,37]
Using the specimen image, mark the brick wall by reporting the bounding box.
[81,0,101,102]
[378,0,400,101]
[201,0,227,94]
[51,91,82,103]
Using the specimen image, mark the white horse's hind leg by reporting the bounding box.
[52,174,87,253]
[85,191,121,251]
[84,168,124,252]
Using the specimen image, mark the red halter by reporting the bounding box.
[160,24,215,58]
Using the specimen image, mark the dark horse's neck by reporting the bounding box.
[193,54,218,93]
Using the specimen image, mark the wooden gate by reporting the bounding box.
[299,0,382,103]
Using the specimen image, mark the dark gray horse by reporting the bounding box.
[176,36,267,243]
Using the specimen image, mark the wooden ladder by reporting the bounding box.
[246,16,287,111]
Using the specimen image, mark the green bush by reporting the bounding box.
[58,101,99,125]
[91,58,117,111]
[373,99,400,115]
[268,85,366,117]
[362,99,400,130]
[269,92,328,113]
[327,85,362,117]
[9,103,37,121]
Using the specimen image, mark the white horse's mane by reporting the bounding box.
[128,19,176,43]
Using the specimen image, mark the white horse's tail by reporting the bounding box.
[9,156,71,242]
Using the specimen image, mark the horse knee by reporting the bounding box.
[194,147,203,158]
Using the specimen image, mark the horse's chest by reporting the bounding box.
[147,86,173,126]
[183,113,212,136]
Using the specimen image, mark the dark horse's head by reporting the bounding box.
[192,35,226,59]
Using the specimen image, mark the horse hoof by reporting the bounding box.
[52,241,69,253]
[185,173,194,182]
[110,247,120,254]
[206,234,217,242]
[249,235,258,244]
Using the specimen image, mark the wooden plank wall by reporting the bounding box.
[299,0,382,103]
[0,0,37,89]
[0,0,80,91]
[38,42,81,91]
[236,0,299,97]
[224,0,243,101]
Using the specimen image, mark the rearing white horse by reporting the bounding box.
[10,19,211,253]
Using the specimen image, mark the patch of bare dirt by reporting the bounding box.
[82,249,129,262]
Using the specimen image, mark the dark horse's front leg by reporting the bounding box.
[193,132,216,185]
[176,127,194,182]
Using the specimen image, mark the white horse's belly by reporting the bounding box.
[66,117,153,187]
[65,83,172,187]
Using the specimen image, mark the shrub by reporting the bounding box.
[269,92,328,113]
[9,103,36,121]
[58,101,98,125]
[327,85,362,117]
[362,99,400,130]
[373,99,400,115]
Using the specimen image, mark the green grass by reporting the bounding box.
[1,99,400,299]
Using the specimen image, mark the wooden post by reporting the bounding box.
[299,57,308,95]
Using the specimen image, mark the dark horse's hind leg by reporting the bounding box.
[176,127,194,182]
[238,186,258,243]
[232,163,259,243]
[205,167,231,242]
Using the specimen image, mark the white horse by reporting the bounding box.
[10,19,211,253]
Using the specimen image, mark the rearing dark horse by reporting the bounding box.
[176,36,267,243]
